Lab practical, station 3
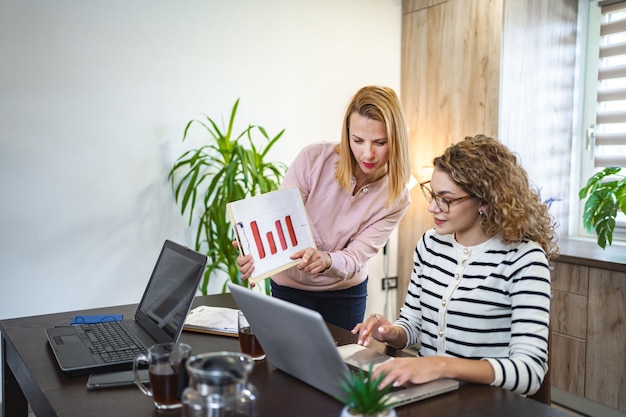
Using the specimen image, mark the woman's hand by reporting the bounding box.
[233,241,256,286]
[371,355,495,390]
[371,357,447,389]
[351,314,404,348]
[290,248,331,274]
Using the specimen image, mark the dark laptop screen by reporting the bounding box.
[135,241,205,341]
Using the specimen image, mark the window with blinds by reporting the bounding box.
[578,0,626,242]
[594,0,626,168]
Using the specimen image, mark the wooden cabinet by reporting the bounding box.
[586,268,625,410]
[551,262,589,397]
[551,257,626,414]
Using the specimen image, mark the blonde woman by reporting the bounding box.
[237,86,411,329]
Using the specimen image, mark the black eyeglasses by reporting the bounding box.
[420,181,473,213]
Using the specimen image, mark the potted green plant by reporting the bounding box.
[168,99,287,294]
[579,166,626,249]
[337,365,398,417]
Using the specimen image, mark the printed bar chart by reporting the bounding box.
[251,216,298,258]
[227,187,316,283]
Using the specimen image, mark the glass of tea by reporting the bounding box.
[133,342,192,409]
[238,310,266,360]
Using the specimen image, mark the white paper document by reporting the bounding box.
[227,187,316,283]
[183,305,239,336]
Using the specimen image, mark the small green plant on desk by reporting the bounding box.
[579,166,626,249]
[338,365,397,417]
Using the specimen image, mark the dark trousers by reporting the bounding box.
[270,279,368,330]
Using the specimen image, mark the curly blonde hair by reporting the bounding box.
[433,134,559,259]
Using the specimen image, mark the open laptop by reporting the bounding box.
[227,282,459,407]
[46,240,206,376]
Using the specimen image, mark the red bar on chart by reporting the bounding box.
[275,220,287,250]
[285,215,298,246]
[250,221,266,259]
[267,232,277,255]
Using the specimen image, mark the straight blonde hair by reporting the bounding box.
[334,86,410,207]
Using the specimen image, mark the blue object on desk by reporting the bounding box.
[70,314,123,325]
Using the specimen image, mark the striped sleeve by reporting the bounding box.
[485,245,551,395]
[395,229,550,395]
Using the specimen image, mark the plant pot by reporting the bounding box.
[340,406,397,417]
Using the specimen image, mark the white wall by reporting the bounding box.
[0,0,402,399]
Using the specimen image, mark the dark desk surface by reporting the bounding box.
[1,294,570,417]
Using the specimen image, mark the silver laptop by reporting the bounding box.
[227,282,459,407]
[46,240,206,375]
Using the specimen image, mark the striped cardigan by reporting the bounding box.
[395,228,551,395]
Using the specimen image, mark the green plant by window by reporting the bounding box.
[579,166,626,249]
[337,365,397,416]
[168,99,286,294]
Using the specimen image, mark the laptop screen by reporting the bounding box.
[134,241,205,342]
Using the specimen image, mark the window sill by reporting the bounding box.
[555,237,626,272]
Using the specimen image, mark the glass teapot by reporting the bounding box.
[182,351,257,417]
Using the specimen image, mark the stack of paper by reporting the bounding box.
[183,305,239,337]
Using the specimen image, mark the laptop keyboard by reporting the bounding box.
[82,321,146,363]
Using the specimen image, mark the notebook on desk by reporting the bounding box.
[227,282,459,407]
[46,240,206,376]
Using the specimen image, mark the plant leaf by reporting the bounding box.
[337,365,397,414]
[579,167,624,249]
[169,99,286,294]
[579,166,621,199]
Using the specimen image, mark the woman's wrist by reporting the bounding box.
[387,326,407,349]
[323,251,332,272]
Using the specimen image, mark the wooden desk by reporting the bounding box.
[1,294,570,417]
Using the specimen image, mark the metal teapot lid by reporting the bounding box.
[186,351,254,385]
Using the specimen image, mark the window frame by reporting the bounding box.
[574,0,626,244]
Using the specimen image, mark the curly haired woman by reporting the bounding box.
[353,134,557,395]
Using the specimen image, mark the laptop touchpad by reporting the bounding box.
[339,344,393,371]
[56,334,82,345]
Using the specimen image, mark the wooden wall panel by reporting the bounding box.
[551,261,589,296]
[585,270,626,412]
[552,333,586,397]
[399,0,502,307]
[551,259,626,414]
[551,290,587,339]
[403,0,448,14]
[551,261,589,340]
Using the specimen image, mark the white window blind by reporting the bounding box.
[594,0,626,168]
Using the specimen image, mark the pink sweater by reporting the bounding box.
[272,143,410,291]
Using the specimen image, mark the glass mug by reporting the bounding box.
[133,342,192,410]
[238,310,266,360]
